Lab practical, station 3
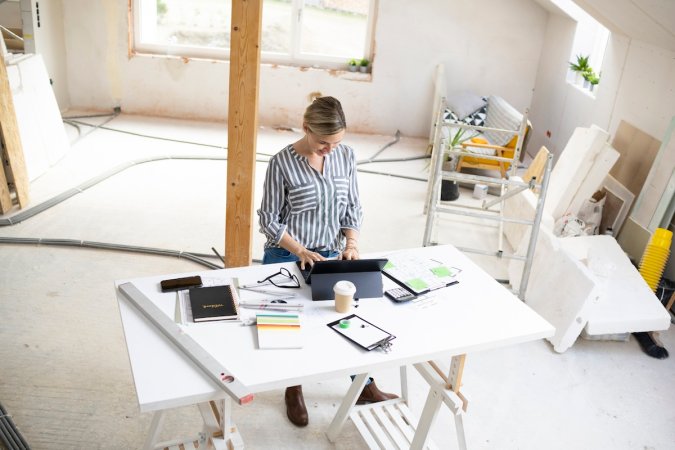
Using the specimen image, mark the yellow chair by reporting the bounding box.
[455,122,531,178]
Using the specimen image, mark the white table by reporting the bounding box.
[115,245,554,449]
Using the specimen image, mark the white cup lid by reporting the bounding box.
[333,280,356,296]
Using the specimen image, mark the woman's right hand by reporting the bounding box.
[295,247,327,270]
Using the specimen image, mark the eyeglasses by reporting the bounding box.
[256,267,300,289]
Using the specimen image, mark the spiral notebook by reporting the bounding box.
[188,284,239,322]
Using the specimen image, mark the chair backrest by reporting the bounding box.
[483,96,523,146]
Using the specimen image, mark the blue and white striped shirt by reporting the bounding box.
[258,143,363,251]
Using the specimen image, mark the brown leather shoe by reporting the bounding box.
[356,378,399,405]
[285,385,308,427]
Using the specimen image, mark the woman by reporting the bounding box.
[258,95,397,427]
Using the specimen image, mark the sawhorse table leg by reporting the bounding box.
[413,355,468,450]
[143,398,244,450]
[326,373,370,442]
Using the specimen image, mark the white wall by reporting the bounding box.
[529,13,675,164]
[61,0,548,137]
[33,0,69,110]
[607,40,675,141]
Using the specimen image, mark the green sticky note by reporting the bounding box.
[406,278,428,290]
[431,266,452,277]
[384,261,394,270]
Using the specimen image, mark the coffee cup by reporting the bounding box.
[333,280,356,313]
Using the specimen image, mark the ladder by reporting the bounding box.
[423,98,553,300]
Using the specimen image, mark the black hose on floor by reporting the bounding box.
[0,401,30,450]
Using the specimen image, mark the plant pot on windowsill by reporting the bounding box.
[440,159,459,201]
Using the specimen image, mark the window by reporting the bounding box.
[132,0,376,70]
[552,0,609,94]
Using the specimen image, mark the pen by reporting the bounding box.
[239,301,303,308]
[237,287,298,299]
[239,305,301,313]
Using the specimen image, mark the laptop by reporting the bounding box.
[295,259,388,300]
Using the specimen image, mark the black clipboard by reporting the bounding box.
[327,314,395,352]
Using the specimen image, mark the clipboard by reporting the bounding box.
[327,314,395,352]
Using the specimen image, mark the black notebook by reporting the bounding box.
[188,285,239,322]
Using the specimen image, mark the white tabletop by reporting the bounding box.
[115,245,554,412]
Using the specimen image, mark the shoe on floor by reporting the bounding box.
[356,378,399,405]
[285,385,309,427]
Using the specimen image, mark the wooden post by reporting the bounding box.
[0,56,30,212]
[225,0,263,267]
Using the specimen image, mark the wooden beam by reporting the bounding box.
[225,0,263,267]
[0,56,30,212]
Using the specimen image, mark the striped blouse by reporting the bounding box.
[257,143,363,251]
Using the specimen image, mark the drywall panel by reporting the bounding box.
[631,118,675,230]
[616,217,651,263]
[60,0,549,137]
[610,120,661,197]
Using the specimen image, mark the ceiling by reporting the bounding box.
[533,0,675,51]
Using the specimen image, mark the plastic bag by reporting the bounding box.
[577,191,606,235]
[554,213,588,237]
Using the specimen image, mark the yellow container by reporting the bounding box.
[638,228,673,292]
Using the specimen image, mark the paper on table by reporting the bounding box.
[382,254,461,294]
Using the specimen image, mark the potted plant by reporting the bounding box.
[440,128,476,201]
[588,72,600,91]
[582,69,599,90]
[347,58,358,72]
[569,54,590,85]
[359,58,369,73]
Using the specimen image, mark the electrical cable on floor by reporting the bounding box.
[356,129,401,163]
[62,108,121,142]
[0,237,221,270]
[0,112,429,269]
[0,401,30,450]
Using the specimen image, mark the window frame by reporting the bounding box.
[130,0,377,71]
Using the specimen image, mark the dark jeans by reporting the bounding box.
[262,247,339,265]
[262,246,370,386]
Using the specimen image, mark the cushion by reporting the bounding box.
[443,103,487,127]
[446,91,487,120]
[463,136,495,156]
[464,145,496,156]
[483,96,523,146]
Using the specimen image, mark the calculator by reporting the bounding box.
[385,287,416,303]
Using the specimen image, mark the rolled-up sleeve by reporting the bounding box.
[257,158,287,244]
[341,148,363,231]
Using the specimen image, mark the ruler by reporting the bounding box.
[118,282,253,405]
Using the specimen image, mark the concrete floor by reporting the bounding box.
[1,114,674,450]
